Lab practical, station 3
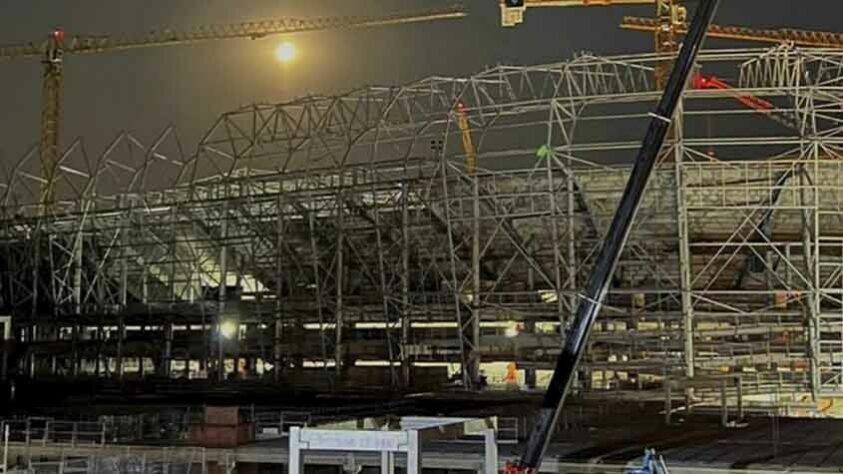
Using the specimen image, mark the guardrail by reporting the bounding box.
[3,411,523,448]
[254,411,312,439]
[0,419,106,448]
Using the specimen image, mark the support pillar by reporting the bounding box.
[440,157,472,388]
[483,429,498,474]
[71,234,83,378]
[524,366,537,390]
[664,374,672,425]
[470,178,482,384]
[335,185,345,376]
[380,451,394,474]
[0,317,9,381]
[162,322,173,378]
[307,212,329,376]
[407,430,421,474]
[800,168,821,400]
[218,202,229,383]
[117,201,129,380]
[673,101,696,406]
[115,316,125,380]
[541,107,570,335]
[371,175,398,387]
[400,181,412,388]
[275,193,285,382]
[288,427,304,474]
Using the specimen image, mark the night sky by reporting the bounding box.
[0,1,838,164]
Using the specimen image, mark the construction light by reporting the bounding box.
[220,320,238,339]
[275,42,296,63]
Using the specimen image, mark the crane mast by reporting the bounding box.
[39,30,64,213]
[653,0,685,87]
[0,5,467,214]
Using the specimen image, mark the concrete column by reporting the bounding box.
[380,451,394,474]
[407,430,421,474]
[288,427,303,474]
[484,429,498,474]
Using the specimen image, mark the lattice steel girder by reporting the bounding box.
[4,47,843,403]
[2,10,466,61]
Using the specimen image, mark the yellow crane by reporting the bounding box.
[621,16,843,48]
[455,101,479,175]
[499,0,843,67]
[499,0,685,87]
[0,5,467,213]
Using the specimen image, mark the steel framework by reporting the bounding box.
[3,46,843,409]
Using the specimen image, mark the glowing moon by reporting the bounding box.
[275,42,296,63]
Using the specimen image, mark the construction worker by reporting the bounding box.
[506,362,518,390]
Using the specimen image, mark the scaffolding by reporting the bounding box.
[3,46,843,407]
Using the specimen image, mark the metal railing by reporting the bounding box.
[0,419,106,448]
[253,411,311,439]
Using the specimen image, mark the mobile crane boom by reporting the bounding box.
[505,1,720,472]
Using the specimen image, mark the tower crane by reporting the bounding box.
[500,0,686,87]
[0,5,467,213]
[621,16,843,49]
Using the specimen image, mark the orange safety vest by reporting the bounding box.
[506,362,518,385]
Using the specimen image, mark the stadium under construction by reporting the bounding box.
[5,44,843,472]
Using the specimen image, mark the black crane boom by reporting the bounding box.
[506,0,721,472]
